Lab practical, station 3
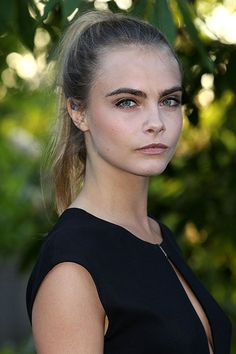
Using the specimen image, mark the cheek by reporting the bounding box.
[92,107,129,139]
[98,123,125,144]
[171,116,183,142]
[88,109,128,151]
[176,121,183,139]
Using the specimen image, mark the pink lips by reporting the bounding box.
[136,143,168,154]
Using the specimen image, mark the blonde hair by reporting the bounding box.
[48,10,180,214]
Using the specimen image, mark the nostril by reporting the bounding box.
[146,125,165,134]
[147,128,155,133]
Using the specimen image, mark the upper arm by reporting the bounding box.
[32,262,105,354]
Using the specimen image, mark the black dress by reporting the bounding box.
[26,208,232,354]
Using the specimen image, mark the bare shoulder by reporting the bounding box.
[32,262,105,354]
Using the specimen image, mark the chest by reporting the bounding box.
[100,241,231,354]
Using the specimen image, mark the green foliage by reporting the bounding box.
[176,0,214,71]
[0,0,15,35]
[17,0,37,51]
[0,336,35,354]
[0,88,57,269]
[148,0,177,45]
[0,0,235,351]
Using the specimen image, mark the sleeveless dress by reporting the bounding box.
[26,208,232,354]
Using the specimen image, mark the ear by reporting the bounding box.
[67,98,89,132]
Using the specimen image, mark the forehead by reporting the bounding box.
[93,45,181,93]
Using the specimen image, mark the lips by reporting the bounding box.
[136,143,168,154]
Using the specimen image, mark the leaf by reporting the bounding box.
[149,0,176,45]
[41,0,59,22]
[16,0,36,51]
[28,0,42,22]
[175,0,214,72]
[130,0,150,19]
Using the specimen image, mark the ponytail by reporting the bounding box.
[46,10,180,214]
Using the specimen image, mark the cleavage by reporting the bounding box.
[168,258,214,353]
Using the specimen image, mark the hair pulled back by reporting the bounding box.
[50,10,180,214]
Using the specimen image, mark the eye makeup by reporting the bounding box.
[115,98,138,109]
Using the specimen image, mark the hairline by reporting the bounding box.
[84,42,181,107]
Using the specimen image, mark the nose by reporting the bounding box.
[143,106,165,134]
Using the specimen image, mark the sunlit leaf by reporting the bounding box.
[175,0,214,72]
[0,1,236,350]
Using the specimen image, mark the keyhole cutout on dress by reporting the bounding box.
[104,315,109,335]
[104,257,214,354]
[167,257,214,354]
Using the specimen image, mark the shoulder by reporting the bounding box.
[32,261,105,353]
[32,261,105,319]
[26,208,108,322]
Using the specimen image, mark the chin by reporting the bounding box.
[134,163,169,177]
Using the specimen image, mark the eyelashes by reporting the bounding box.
[114,96,182,110]
[160,97,182,107]
[115,98,137,109]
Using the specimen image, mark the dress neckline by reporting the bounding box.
[63,207,166,248]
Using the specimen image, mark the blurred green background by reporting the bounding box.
[0,0,235,353]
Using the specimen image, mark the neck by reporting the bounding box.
[71,160,150,227]
[70,158,164,245]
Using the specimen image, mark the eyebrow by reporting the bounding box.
[160,86,183,97]
[105,88,147,98]
[105,86,182,98]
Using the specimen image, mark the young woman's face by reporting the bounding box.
[82,45,183,177]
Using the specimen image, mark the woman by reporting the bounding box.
[26,10,232,354]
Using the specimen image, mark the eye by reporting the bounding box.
[115,98,137,109]
[160,97,181,107]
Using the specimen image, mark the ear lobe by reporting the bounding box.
[77,111,89,132]
[66,98,89,132]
